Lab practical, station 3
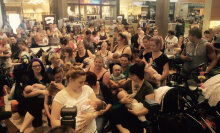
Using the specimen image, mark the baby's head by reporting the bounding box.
[48,82,63,96]
[112,64,121,77]
[117,90,129,100]
[25,85,34,93]
[90,99,105,111]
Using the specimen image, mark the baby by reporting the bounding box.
[24,84,47,99]
[145,65,162,87]
[78,99,105,115]
[25,84,46,94]
[117,90,146,122]
[76,99,105,132]
[110,64,126,88]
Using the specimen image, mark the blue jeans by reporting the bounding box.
[96,115,108,133]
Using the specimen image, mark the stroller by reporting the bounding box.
[145,84,219,133]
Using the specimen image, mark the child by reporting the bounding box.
[145,65,162,87]
[44,82,64,127]
[117,90,146,122]
[110,64,126,88]
[116,90,147,133]
[76,99,105,133]
[24,84,46,94]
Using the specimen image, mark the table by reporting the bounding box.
[30,46,59,54]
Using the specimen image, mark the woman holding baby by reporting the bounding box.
[113,62,154,133]
[51,67,100,133]
[149,36,169,87]
[17,58,50,133]
[110,33,132,64]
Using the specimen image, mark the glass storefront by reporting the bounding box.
[66,0,117,21]
[102,6,116,20]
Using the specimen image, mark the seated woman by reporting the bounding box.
[96,42,112,67]
[44,67,65,127]
[74,41,94,68]
[86,55,110,87]
[51,67,100,133]
[97,25,109,49]
[62,47,75,64]
[35,25,48,46]
[85,71,113,133]
[17,58,50,133]
[17,41,30,63]
[110,62,154,133]
[47,53,63,80]
[110,33,132,64]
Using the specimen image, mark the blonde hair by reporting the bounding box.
[66,66,85,81]
[150,36,163,48]
[48,53,60,62]
[213,26,220,34]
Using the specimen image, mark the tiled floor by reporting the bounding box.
[4,95,112,133]
[4,95,50,133]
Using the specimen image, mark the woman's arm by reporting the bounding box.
[23,89,46,98]
[51,101,63,127]
[87,50,95,59]
[99,104,112,115]
[44,91,51,120]
[110,37,114,52]
[161,62,169,81]
[128,106,149,116]
[103,71,110,87]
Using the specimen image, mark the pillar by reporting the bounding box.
[203,0,220,31]
[174,1,181,19]
[155,0,170,38]
[203,0,212,32]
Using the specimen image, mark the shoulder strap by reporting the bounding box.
[113,45,118,53]
[99,71,108,80]
[122,46,129,54]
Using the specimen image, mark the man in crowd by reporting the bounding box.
[181,27,217,75]
[120,54,132,80]
[10,36,20,61]
[83,30,95,54]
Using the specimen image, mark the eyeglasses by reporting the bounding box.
[32,65,41,68]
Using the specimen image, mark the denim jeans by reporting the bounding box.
[96,115,108,133]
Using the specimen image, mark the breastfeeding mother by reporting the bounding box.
[17,58,50,133]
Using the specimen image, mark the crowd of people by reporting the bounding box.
[0,19,220,133]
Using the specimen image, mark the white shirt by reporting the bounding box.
[54,85,97,133]
[165,36,178,55]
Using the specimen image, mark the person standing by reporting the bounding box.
[181,27,217,75]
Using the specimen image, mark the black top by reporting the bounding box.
[144,52,152,63]
[124,80,154,103]
[112,45,129,54]
[11,43,20,59]
[75,50,89,63]
[100,32,107,40]
[152,53,169,75]
[131,34,139,49]
[97,71,108,84]
[25,73,50,87]
[100,82,113,104]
